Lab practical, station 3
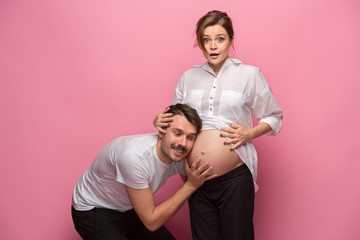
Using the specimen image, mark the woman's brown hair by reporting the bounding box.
[195,10,234,50]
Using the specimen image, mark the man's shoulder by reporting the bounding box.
[112,133,158,161]
[115,133,157,147]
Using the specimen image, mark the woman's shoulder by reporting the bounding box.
[231,59,260,73]
[181,63,208,76]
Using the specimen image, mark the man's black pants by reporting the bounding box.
[71,206,176,240]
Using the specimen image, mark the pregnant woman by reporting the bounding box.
[154,10,283,240]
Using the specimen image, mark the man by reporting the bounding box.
[71,104,216,240]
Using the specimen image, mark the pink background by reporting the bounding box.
[1,0,359,239]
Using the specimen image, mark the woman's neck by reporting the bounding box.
[209,57,229,76]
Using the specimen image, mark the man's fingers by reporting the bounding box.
[198,165,213,175]
[204,173,218,181]
[190,157,201,169]
[199,161,212,172]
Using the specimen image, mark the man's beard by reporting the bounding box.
[161,143,187,162]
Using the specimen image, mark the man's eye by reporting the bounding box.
[187,136,194,141]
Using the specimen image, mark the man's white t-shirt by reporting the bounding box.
[72,133,186,211]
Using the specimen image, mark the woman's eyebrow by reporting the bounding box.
[203,34,226,37]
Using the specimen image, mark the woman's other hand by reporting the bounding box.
[153,107,174,134]
[221,122,272,150]
[220,124,254,150]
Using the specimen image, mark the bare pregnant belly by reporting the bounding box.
[188,130,244,177]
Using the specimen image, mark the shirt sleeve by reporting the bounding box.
[172,74,185,104]
[251,69,283,136]
[115,151,149,189]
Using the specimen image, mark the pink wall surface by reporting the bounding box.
[1,0,359,239]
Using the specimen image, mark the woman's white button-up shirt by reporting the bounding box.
[173,58,283,191]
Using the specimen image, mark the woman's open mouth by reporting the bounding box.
[209,53,219,59]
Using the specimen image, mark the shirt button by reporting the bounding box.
[210,97,213,100]
[213,86,216,88]
[210,108,213,111]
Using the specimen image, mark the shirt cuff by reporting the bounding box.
[259,116,282,136]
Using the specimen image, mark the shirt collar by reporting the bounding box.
[194,58,242,75]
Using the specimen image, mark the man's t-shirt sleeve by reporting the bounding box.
[115,151,149,189]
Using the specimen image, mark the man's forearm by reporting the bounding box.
[147,181,196,231]
[126,181,197,232]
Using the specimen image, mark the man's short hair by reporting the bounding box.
[167,104,202,133]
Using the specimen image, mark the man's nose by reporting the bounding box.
[178,136,187,147]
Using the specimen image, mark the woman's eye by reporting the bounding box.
[218,38,224,42]
[204,39,210,43]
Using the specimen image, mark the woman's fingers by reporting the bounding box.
[158,115,173,123]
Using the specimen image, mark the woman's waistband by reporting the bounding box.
[202,163,250,187]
